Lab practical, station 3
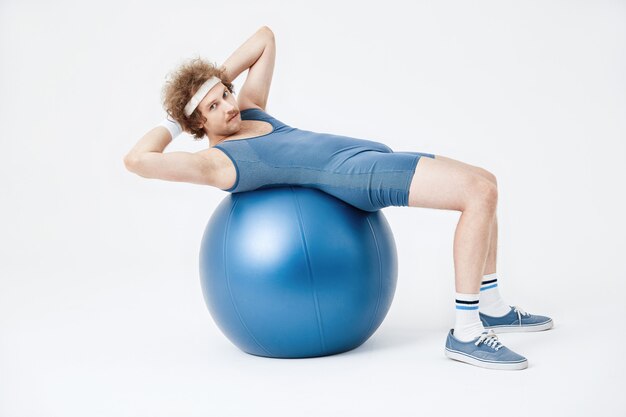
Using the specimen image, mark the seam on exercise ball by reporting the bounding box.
[225,195,274,357]
[291,186,327,354]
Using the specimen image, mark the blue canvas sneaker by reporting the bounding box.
[480,305,553,333]
[445,329,528,370]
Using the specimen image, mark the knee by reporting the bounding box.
[478,168,497,187]
[465,176,498,211]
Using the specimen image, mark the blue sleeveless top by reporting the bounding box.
[213,108,393,193]
[212,107,435,211]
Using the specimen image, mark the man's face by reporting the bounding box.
[197,82,241,137]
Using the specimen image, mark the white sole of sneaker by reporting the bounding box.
[484,319,553,333]
[445,348,528,370]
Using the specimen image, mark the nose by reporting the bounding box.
[225,102,236,113]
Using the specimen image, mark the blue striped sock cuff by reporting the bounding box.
[455,292,479,310]
[480,278,498,292]
[456,301,479,310]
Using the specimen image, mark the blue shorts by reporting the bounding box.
[305,151,436,212]
[238,150,437,212]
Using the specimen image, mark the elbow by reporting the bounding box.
[260,25,274,39]
[123,154,141,173]
[123,153,154,179]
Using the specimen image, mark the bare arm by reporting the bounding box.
[126,126,173,156]
[221,26,276,110]
[221,26,274,85]
[123,127,217,185]
[124,150,217,185]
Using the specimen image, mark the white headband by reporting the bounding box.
[184,76,222,117]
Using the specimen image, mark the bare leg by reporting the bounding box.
[434,155,499,276]
[407,155,498,294]
[484,216,497,275]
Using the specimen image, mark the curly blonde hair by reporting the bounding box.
[161,57,235,140]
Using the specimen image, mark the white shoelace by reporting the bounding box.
[513,305,530,326]
[474,330,504,350]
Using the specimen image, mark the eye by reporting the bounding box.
[209,90,229,111]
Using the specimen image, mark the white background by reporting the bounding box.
[1,0,625,416]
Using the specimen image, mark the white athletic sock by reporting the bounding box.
[453,292,486,342]
[478,273,512,317]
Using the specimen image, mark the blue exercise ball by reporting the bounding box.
[199,186,398,358]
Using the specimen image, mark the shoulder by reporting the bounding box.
[239,105,266,116]
[239,105,264,112]
[237,96,265,113]
[238,105,275,122]
[195,148,235,190]
[237,98,273,117]
[237,103,282,126]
